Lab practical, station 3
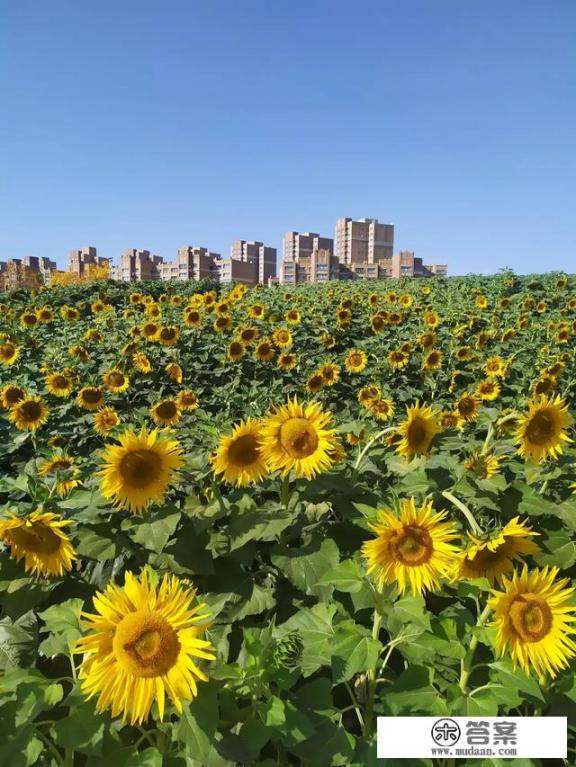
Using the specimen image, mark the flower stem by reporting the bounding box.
[280,472,291,510]
[355,426,397,470]
[442,490,483,536]
[363,601,384,736]
[459,603,492,694]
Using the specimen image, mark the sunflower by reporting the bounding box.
[150,399,182,428]
[476,379,501,401]
[68,345,90,361]
[515,394,572,462]
[211,418,268,486]
[94,407,121,436]
[358,383,381,407]
[388,349,409,369]
[305,373,325,393]
[237,326,258,345]
[0,342,19,365]
[77,386,105,411]
[99,426,184,514]
[102,369,130,393]
[259,397,341,479]
[489,566,576,681]
[345,349,367,373]
[424,311,439,328]
[133,353,152,374]
[36,306,54,324]
[285,309,301,324]
[9,396,49,431]
[278,352,297,371]
[20,311,38,328]
[395,402,442,460]
[417,332,436,350]
[75,570,215,725]
[141,322,160,340]
[38,452,75,475]
[0,509,76,577]
[484,356,507,378]
[363,497,460,596]
[249,303,265,319]
[369,398,395,421]
[165,362,183,383]
[255,338,275,362]
[1,383,26,409]
[455,345,473,362]
[440,411,459,428]
[464,450,503,479]
[319,362,340,386]
[184,309,203,328]
[45,372,74,398]
[321,333,336,349]
[456,393,481,424]
[422,349,443,371]
[227,340,246,362]
[371,315,385,333]
[459,517,538,583]
[176,390,200,411]
[273,328,293,349]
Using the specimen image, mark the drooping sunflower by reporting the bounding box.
[211,418,268,486]
[77,386,105,411]
[99,426,184,514]
[395,402,442,460]
[363,497,460,596]
[489,566,576,680]
[0,342,19,365]
[75,570,215,725]
[259,397,341,479]
[515,394,572,462]
[45,372,74,398]
[102,368,130,393]
[1,383,26,409]
[165,362,183,383]
[176,389,200,411]
[345,349,367,374]
[227,340,246,362]
[38,452,75,475]
[459,517,538,584]
[9,396,49,431]
[464,450,503,479]
[150,399,182,428]
[133,352,152,374]
[0,509,77,577]
[94,406,121,436]
[369,398,395,421]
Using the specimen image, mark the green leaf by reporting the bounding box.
[271,538,339,598]
[76,526,121,560]
[0,612,37,670]
[175,683,222,766]
[38,598,84,657]
[43,682,64,706]
[317,558,365,593]
[331,623,383,683]
[127,510,181,554]
[281,603,337,676]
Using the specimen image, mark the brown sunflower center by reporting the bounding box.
[458,397,476,416]
[525,410,556,445]
[227,434,260,467]
[107,372,126,387]
[113,612,180,678]
[161,329,176,341]
[10,521,61,554]
[119,449,162,488]
[390,525,433,566]
[4,386,24,404]
[155,401,178,420]
[82,389,102,404]
[509,595,552,642]
[279,418,319,458]
[20,400,43,422]
[52,375,69,389]
[406,417,428,449]
[229,342,243,356]
[350,354,362,366]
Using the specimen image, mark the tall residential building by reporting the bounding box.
[230,240,277,284]
[280,248,340,284]
[110,249,164,281]
[282,232,334,262]
[390,251,447,278]
[334,217,394,265]
[159,246,221,281]
[0,256,56,290]
[68,246,110,277]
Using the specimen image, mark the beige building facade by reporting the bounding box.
[335,217,394,265]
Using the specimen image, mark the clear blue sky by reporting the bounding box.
[1,1,575,275]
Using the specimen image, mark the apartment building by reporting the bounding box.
[280,248,340,284]
[283,232,334,262]
[68,246,111,277]
[230,240,277,285]
[0,256,57,290]
[334,217,394,265]
[391,251,447,278]
[109,249,164,281]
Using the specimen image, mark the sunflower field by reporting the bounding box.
[1,272,576,767]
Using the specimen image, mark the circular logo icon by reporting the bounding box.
[431,718,461,745]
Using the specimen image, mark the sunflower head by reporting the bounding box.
[515,394,572,462]
[460,517,538,584]
[99,426,184,514]
[395,402,442,460]
[211,418,268,487]
[75,569,215,724]
[489,566,576,681]
[1,383,26,409]
[77,386,105,411]
[363,497,460,596]
[345,349,367,373]
[0,509,76,577]
[9,396,49,431]
[150,399,181,428]
[94,407,121,436]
